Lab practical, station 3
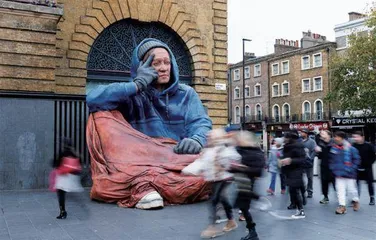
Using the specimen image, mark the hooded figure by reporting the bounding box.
[85,38,212,209]
[87,38,212,152]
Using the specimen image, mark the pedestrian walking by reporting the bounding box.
[299,129,317,199]
[316,130,336,204]
[266,138,286,195]
[329,131,361,214]
[51,139,83,219]
[280,130,306,219]
[352,131,375,205]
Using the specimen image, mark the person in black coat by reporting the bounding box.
[352,131,376,205]
[280,130,306,219]
[231,131,264,240]
[316,130,336,204]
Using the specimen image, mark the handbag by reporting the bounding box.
[57,157,82,175]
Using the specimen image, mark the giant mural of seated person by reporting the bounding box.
[86,38,212,209]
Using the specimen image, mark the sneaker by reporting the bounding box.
[281,189,286,194]
[353,201,360,211]
[291,209,305,219]
[287,204,297,210]
[266,188,274,195]
[200,225,224,239]
[239,214,246,221]
[135,191,164,210]
[335,205,347,214]
[223,219,238,232]
[320,197,329,204]
[370,197,375,206]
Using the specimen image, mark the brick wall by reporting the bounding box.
[0,0,63,92]
[54,0,228,128]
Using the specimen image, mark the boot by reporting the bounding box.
[369,197,375,206]
[56,206,67,219]
[241,227,259,240]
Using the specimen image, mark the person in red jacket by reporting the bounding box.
[52,139,83,219]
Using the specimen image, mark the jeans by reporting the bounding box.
[336,178,359,206]
[357,169,375,197]
[210,181,233,224]
[269,172,286,192]
[289,186,304,210]
[303,168,313,195]
[321,167,336,198]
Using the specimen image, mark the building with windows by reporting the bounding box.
[335,12,369,54]
[0,0,228,189]
[228,54,272,146]
[268,36,336,136]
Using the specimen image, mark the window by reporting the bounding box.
[245,86,250,98]
[254,64,261,77]
[273,105,280,123]
[234,69,240,81]
[234,106,240,124]
[281,61,289,74]
[283,103,290,122]
[272,63,279,76]
[302,78,310,92]
[315,99,323,120]
[244,66,250,79]
[254,84,261,96]
[301,56,310,70]
[245,105,251,118]
[234,87,240,99]
[282,81,289,95]
[336,36,347,49]
[313,76,322,91]
[272,83,279,97]
[302,101,311,120]
[255,104,262,121]
[313,53,322,67]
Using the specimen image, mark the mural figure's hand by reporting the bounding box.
[174,138,202,154]
[133,54,158,91]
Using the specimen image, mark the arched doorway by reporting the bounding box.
[86,19,193,93]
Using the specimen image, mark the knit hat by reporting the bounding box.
[274,138,284,146]
[137,39,168,60]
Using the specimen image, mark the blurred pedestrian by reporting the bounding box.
[352,131,375,205]
[280,130,306,219]
[51,139,83,219]
[329,131,361,214]
[266,138,286,195]
[299,129,317,199]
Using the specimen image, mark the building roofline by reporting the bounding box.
[334,17,367,31]
[267,42,337,61]
[229,42,337,69]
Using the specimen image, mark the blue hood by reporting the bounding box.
[130,38,179,96]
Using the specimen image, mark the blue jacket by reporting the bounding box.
[329,141,360,179]
[267,148,283,173]
[86,38,212,146]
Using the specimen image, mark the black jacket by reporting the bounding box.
[317,139,333,168]
[353,142,376,169]
[234,146,264,178]
[282,141,305,187]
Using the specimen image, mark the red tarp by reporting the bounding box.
[86,111,210,208]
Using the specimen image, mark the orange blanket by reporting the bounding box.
[86,111,210,208]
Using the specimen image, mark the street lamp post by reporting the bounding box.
[242,38,252,130]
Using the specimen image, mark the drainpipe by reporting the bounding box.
[228,68,232,124]
[327,47,332,119]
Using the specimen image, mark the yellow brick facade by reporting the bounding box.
[0,0,228,128]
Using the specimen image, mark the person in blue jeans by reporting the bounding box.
[266,138,286,195]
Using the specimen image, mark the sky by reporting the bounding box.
[227,0,372,64]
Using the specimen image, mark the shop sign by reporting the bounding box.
[289,122,329,131]
[333,117,376,126]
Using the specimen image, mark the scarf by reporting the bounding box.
[333,140,352,167]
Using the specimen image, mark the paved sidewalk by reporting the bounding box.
[0,177,375,240]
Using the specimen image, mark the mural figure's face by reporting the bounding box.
[148,48,171,85]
